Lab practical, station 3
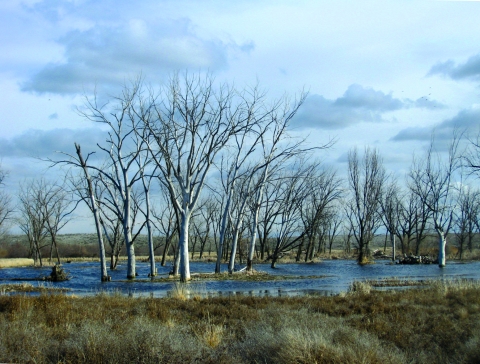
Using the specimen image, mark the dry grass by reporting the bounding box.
[349,280,373,294]
[0,258,34,268]
[0,279,479,363]
[0,283,69,294]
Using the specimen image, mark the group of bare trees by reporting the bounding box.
[345,131,480,267]
[16,179,73,266]
[48,73,336,281]
[4,73,480,280]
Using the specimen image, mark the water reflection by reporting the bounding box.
[1,260,480,297]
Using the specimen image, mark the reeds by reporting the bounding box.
[0,279,479,363]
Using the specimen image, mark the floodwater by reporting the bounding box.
[1,259,480,297]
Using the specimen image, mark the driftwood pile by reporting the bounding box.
[397,255,436,265]
[372,250,390,259]
[45,264,71,281]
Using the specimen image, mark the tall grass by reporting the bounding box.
[0,280,479,363]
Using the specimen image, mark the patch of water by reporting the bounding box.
[1,260,480,297]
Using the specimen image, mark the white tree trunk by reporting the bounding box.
[179,211,191,282]
[246,208,260,271]
[144,182,156,277]
[246,170,267,271]
[146,218,155,277]
[437,228,446,267]
[90,193,109,281]
[76,144,109,282]
[125,228,136,279]
[216,194,231,273]
[124,187,136,279]
[228,223,241,274]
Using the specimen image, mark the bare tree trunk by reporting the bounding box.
[142,176,156,277]
[437,228,446,267]
[228,223,242,274]
[178,211,191,282]
[295,239,304,262]
[161,238,170,266]
[391,233,396,262]
[173,247,180,276]
[52,236,61,265]
[76,144,109,282]
[247,207,260,271]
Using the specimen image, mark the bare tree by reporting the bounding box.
[408,132,461,267]
[454,186,479,259]
[298,169,342,262]
[227,171,253,273]
[257,176,282,261]
[72,81,147,279]
[0,165,13,238]
[142,73,260,281]
[196,197,217,260]
[98,206,124,270]
[73,144,109,280]
[214,88,271,273]
[380,180,400,261]
[137,169,157,276]
[42,182,74,264]
[268,159,319,268]
[17,178,72,266]
[152,183,179,268]
[17,179,50,266]
[243,93,334,271]
[325,207,343,256]
[346,147,386,264]
[393,188,428,256]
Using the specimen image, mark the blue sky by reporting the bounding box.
[1,0,480,232]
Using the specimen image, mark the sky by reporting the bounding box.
[1,0,480,233]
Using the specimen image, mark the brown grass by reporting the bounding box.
[0,283,69,294]
[0,279,479,363]
[0,258,34,268]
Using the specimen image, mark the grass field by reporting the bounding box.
[0,279,479,363]
[0,258,34,268]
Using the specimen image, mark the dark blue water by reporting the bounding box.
[2,260,480,297]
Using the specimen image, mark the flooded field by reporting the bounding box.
[2,259,480,297]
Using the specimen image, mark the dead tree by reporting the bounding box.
[346,147,386,264]
[74,80,147,279]
[0,165,13,238]
[408,132,461,267]
[141,73,256,282]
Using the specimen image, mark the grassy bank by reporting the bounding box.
[0,258,34,268]
[0,280,479,363]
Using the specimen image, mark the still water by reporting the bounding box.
[2,260,480,297]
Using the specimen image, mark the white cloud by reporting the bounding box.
[21,18,253,95]
[391,107,480,144]
[292,84,445,130]
[0,128,107,159]
[428,53,480,81]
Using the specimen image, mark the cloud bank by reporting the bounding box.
[0,128,108,159]
[391,107,480,142]
[428,53,480,81]
[292,84,445,130]
[21,18,253,95]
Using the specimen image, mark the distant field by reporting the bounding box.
[1,233,479,263]
[0,258,34,268]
